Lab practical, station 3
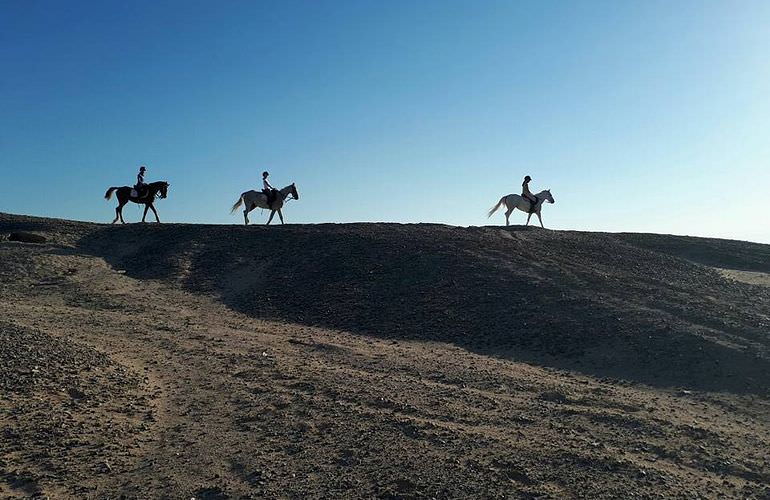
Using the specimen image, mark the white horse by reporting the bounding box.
[487,189,555,227]
[230,183,299,225]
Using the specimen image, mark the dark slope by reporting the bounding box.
[3,213,770,395]
[615,232,770,273]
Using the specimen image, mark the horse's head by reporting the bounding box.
[158,182,170,199]
[542,189,554,204]
[291,183,299,200]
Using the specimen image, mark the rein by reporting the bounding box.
[277,190,297,204]
[260,192,296,214]
[147,182,168,201]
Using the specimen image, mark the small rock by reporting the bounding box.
[8,232,47,244]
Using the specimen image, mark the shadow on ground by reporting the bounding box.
[615,232,770,273]
[3,213,769,395]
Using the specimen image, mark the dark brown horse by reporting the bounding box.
[104,181,170,224]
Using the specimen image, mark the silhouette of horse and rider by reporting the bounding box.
[104,165,300,225]
[230,170,300,225]
[105,166,552,227]
[104,166,170,224]
[488,175,555,228]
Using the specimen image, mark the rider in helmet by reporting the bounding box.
[522,175,537,213]
[135,166,148,198]
[262,171,278,208]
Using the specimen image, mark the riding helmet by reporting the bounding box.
[262,171,269,177]
[524,175,531,181]
[140,166,146,172]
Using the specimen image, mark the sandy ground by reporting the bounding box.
[717,268,770,287]
[1,213,769,499]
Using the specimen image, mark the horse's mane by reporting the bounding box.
[145,181,169,200]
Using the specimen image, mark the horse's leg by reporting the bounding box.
[149,203,160,223]
[244,202,254,225]
[278,209,284,224]
[504,207,513,227]
[142,204,149,222]
[266,210,276,225]
[113,194,126,224]
[526,213,532,226]
[537,211,544,229]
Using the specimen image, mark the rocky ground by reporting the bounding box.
[1,213,769,499]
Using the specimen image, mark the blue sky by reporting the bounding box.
[1,0,769,242]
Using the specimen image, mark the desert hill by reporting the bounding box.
[78,218,770,394]
[1,212,769,498]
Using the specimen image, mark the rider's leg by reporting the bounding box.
[263,190,273,209]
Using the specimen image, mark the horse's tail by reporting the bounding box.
[105,187,119,200]
[487,196,506,218]
[230,194,244,213]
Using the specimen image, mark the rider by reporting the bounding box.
[522,175,538,213]
[262,171,278,208]
[134,166,148,198]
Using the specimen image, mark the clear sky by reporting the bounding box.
[2,0,769,242]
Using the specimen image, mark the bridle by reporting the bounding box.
[155,183,169,200]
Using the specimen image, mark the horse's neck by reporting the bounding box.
[278,185,292,198]
[534,190,548,200]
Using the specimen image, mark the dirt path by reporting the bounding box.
[1,221,770,498]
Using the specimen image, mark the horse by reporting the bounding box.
[104,181,170,224]
[487,189,555,228]
[230,183,299,225]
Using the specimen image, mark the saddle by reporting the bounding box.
[132,186,149,199]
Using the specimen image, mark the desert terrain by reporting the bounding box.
[1,212,769,499]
